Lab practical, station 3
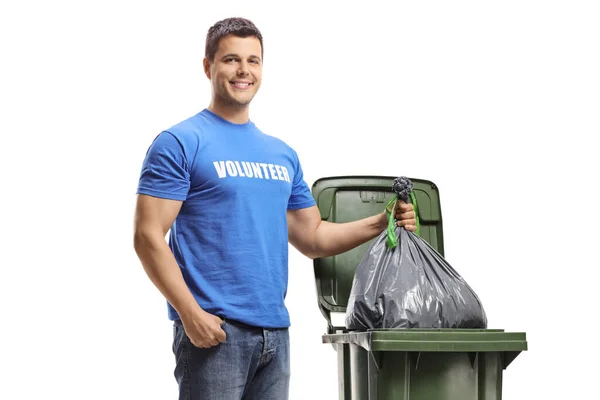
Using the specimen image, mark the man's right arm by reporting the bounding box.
[133,194,225,347]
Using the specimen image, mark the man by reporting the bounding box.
[133,17,416,400]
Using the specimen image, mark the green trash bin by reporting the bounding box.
[311,176,527,400]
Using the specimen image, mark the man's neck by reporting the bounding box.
[207,102,250,125]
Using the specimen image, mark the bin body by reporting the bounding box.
[311,176,527,400]
[324,329,526,400]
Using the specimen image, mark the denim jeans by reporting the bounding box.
[172,318,290,400]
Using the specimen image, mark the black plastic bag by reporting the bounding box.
[345,177,487,330]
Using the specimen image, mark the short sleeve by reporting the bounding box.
[287,151,317,210]
[137,131,190,201]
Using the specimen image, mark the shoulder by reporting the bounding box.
[164,112,209,143]
[152,111,217,157]
[253,125,300,158]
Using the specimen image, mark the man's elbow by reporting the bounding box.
[307,249,334,260]
[291,230,331,259]
[133,225,162,255]
[294,242,328,260]
[133,228,148,255]
[302,249,321,260]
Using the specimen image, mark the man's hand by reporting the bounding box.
[180,309,226,348]
[393,201,417,232]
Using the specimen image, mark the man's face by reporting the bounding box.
[204,35,263,109]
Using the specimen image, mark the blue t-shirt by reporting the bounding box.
[137,109,316,328]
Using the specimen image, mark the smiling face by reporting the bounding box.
[203,35,263,115]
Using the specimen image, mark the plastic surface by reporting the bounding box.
[323,329,526,358]
[338,343,508,400]
[311,176,444,332]
[345,224,488,330]
[323,329,527,400]
[311,176,527,400]
[345,177,487,331]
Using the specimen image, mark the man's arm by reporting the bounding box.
[133,194,225,348]
[287,202,415,259]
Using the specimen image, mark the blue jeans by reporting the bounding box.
[172,318,290,400]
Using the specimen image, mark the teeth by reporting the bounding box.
[232,82,250,87]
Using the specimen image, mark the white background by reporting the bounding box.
[1,1,598,399]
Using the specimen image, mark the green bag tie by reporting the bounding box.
[385,196,399,249]
[386,191,420,249]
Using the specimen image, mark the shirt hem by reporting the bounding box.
[287,200,316,210]
[137,188,187,201]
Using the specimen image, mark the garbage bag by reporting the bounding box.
[345,176,487,330]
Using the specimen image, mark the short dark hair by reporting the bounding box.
[205,17,263,62]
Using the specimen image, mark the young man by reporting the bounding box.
[133,17,416,400]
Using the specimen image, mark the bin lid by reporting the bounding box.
[322,328,527,368]
[311,175,444,332]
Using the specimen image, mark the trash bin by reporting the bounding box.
[311,176,527,400]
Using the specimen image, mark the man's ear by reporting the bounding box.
[203,57,211,79]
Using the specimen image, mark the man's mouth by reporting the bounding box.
[230,81,253,89]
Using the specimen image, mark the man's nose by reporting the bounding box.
[237,61,249,76]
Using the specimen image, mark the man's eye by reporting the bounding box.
[225,58,237,63]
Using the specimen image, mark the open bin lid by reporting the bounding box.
[311,176,445,333]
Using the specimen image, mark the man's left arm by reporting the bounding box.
[287,203,416,260]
